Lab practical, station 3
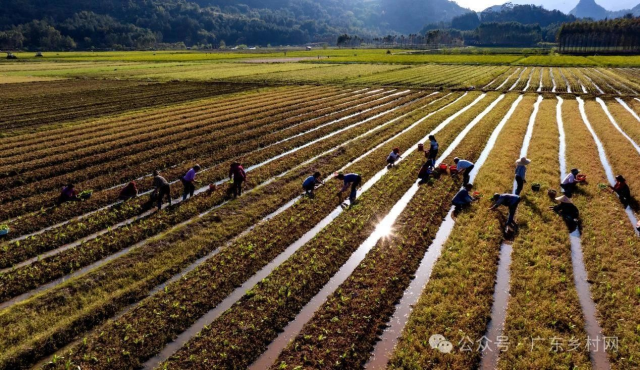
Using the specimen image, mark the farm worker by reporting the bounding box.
[337,172,362,204]
[119,181,138,201]
[489,193,521,231]
[514,157,531,196]
[152,170,172,209]
[452,183,477,214]
[229,162,246,198]
[181,164,201,201]
[609,175,632,208]
[58,183,80,204]
[418,159,436,184]
[428,135,439,161]
[387,148,401,167]
[454,157,475,186]
[551,195,581,233]
[303,172,323,198]
[561,168,580,198]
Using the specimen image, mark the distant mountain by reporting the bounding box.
[378,0,469,34]
[569,0,610,19]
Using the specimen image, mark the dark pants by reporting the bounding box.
[157,184,172,209]
[349,176,362,202]
[616,188,632,208]
[387,158,397,166]
[183,181,195,201]
[561,183,576,198]
[507,198,521,226]
[57,195,80,205]
[453,201,471,214]
[515,176,524,196]
[428,149,438,161]
[233,179,244,198]
[462,165,474,185]
[303,184,315,197]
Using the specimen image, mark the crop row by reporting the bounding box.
[0,92,466,370]
[1,85,328,164]
[0,89,415,270]
[270,93,519,369]
[0,89,406,247]
[1,82,254,133]
[0,91,428,301]
[573,97,640,368]
[45,91,474,370]
[0,86,351,184]
[0,88,398,226]
[148,93,499,369]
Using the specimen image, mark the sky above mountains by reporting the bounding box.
[452,0,637,12]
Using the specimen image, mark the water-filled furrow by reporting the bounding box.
[250,94,507,370]
[141,93,491,370]
[509,67,527,91]
[479,95,542,370]
[496,68,521,90]
[365,94,523,370]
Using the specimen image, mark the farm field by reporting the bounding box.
[1,55,639,370]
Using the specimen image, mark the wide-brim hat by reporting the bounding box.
[516,157,531,166]
[556,195,572,204]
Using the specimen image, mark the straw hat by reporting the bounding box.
[556,195,572,204]
[516,157,531,166]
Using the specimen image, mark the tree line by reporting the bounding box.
[558,16,640,54]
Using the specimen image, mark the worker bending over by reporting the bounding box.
[418,159,436,184]
[181,164,201,201]
[229,162,246,198]
[58,183,80,204]
[452,183,477,216]
[551,195,581,233]
[119,181,138,201]
[454,157,475,185]
[610,175,632,208]
[303,172,323,198]
[561,168,580,198]
[514,157,531,196]
[489,193,521,233]
[387,148,401,168]
[337,172,362,205]
[152,170,172,210]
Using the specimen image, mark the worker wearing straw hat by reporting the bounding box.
[550,195,581,233]
[514,157,531,196]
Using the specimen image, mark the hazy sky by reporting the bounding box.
[451,0,639,13]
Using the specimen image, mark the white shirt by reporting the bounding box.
[562,173,576,185]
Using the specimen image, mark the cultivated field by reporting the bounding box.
[0,52,639,370]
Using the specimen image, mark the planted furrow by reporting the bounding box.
[1,85,333,164]
[567,101,640,369]
[0,90,412,240]
[0,92,429,304]
[149,93,498,370]
[0,93,467,370]
[0,86,356,191]
[267,94,520,370]
[498,97,591,369]
[0,87,372,182]
[0,91,427,270]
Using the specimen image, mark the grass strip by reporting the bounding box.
[155,93,502,369]
[0,93,473,370]
[572,98,640,369]
[270,93,521,370]
[498,97,590,369]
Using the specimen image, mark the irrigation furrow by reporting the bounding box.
[509,67,527,91]
[2,90,407,241]
[140,93,491,370]
[566,97,612,370]
[9,93,473,370]
[582,72,606,95]
[559,69,572,93]
[479,95,542,370]
[365,94,524,370]
[0,93,421,305]
[616,97,640,123]
[550,68,557,93]
[523,68,533,92]
[495,68,520,90]
[537,67,544,93]
[254,94,508,370]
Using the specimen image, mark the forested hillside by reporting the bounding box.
[0,0,467,50]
